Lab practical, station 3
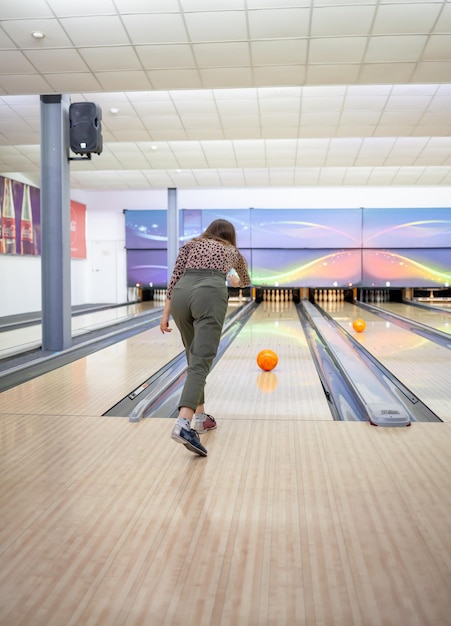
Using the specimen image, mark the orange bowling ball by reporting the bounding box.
[257,349,278,371]
[352,318,366,333]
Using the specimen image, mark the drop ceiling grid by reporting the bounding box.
[0,1,450,188]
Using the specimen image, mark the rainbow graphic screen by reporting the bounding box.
[362,249,451,287]
[125,209,167,249]
[363,208,451,248]
[250,208,362,248]
[125,207,451,287]
[127,249,168,286]
[251,249,362,287]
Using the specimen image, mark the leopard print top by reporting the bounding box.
[167,237,251,299]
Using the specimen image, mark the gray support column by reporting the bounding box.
[167,188,178,285]
[40,94,72,351]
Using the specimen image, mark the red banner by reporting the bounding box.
[70,200,87,259]
[1,176,86,259]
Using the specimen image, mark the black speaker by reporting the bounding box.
[69,102,103,155]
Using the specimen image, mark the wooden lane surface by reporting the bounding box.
[204,300,333,421]
[0,412,449,625]
[376,301,451,335]
[0,302,249,418]
[0,324,184,417]
[325,301,451,421]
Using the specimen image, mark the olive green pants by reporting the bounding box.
[170,269,228,411]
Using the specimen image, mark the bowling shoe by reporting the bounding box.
[171,423,207,456]
[192,413,217,434]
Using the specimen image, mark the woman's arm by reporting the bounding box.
[160,297,172,334]
[235,252,251,286]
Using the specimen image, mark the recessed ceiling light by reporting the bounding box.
[109,107,119,114]
[31,31,45,39]
[151,145,158,151]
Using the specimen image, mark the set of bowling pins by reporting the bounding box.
[154,288,167,301]
[262,289,293,302]
[314,289,345,302]
[360,289,390,303]
[263,298,290,314]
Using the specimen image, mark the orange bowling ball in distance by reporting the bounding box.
[257,349,278,371]
[352,318,366,333]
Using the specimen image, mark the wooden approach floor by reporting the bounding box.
[0,414,450,626]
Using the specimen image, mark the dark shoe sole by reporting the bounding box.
[183,442,207,457]
[171,431,207,457]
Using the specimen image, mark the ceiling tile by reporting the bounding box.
[142,115,183,130]
[412,61,451,83]
[174,100,218,115]
[0,51,38,74]
[0,18,73,47]
[116,0,181,12]
[253,65,306,86]
[248,8,310,38]
[306,64,360,84]
[372,3,442,34]
[80,47,143,72]
[435,3,451,30]
[358,62,416,84]
[121,13,189,44]
[0,74,53,95]
[46,0,118,16]
[365,35,428,63]
[0,0,52,18]
[251,40,307,65]
[309,38,367,64]
[192,43,251,67]
[146,69,203,90]
[199,67,254,88]
[24,49,89,73]
[181,0,246,10]
[184,11,248,41]
[95,71,152,91]
[311,5,376,36]
[60,16,130,46]
[136,45,197,69]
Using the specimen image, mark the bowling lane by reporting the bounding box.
[203,300,333,422]
[0,302,158,358]
[0,303,246,417]
[323,300,451,421]
[417,299,451,312]
[373,301,451,335]
[0,320,184,417]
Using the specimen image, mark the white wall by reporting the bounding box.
[178,186,451,209]
[1,186,450,318]
[0,255,93,317]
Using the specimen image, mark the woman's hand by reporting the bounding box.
[160,299,172,334]
[227,268,240,287]
[160,317,172,333]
